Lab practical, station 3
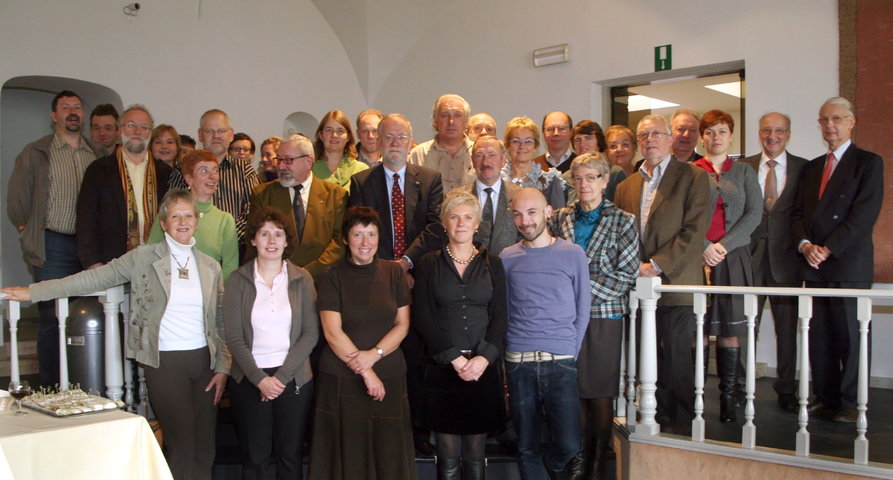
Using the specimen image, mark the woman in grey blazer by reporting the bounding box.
[693,110,762,424]
[2,189,229,480]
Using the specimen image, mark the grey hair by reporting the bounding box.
[378,113,413,138]
[570,152,611,177]
[822,97,854,116]
[671,108,700,125]
[157,189,199,223]
[439,189,481,226]
[432,94,471,119]
[637,114,670,135]
[120,103,154,127]
[281,132,314,156]
[759,112,792,130]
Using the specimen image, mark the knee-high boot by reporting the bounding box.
[463,458,485,480]
[717,347,740,423]
[436,456,461,480]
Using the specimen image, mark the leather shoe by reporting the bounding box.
[833,407,858,423]
[807,399,837,419]
[777,393,799,413]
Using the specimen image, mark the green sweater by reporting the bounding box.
[148,200,238,281]
[312,155,368,192]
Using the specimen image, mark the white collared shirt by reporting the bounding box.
[123,152,150,240]
[546,148,573,168]
[638,155,672,233]
[759,150,788,195]
[827,139,852,177]
[475,179,502,219]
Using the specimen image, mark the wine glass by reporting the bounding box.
[8,380,31,415]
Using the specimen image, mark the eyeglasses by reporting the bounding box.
[323,127,347,136]
[759,127,789,135]
[383,135,410,144]
[637,131,668,141]
[230,146,253,154]
[276,154,310,165]
[201,128,231,137]
[509,138,536,147]
[573,174,603,184]
[817,115,852,125]
[123,122,152,132]
[545,125,570,134]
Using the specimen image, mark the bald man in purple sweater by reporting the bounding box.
[500,188,590,480]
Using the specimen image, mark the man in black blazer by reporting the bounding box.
[743,112,807,413]
[791,97,884,423]
[457,135,520,255]
[76,104,172,268]
[348,112,444,455]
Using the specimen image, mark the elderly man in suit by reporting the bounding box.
[348,113,444,455]
[742,112,807,413]
[614,114,710,429]
[248,133,347,281]
[791,97,884,423]
[76,104,173,270]
[457,135,520,255]
[533,111,576,173]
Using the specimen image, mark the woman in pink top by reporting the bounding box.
[224,207,320,480]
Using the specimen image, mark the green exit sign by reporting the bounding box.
[655,44,672,71]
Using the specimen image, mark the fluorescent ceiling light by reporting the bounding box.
[704,81,741,98]
[627,95,679,112]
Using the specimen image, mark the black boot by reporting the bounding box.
[463,458,485,480]
[566,451,585,480]
[717,347,740,423]
[436,456,461,480]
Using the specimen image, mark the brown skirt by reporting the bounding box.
[577,316,624,398]
[308,372,417,480]
[706,245,754,338]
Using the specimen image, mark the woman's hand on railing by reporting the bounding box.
[0,287,30,302]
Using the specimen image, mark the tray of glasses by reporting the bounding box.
[23,388,125,417]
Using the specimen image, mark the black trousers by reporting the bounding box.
[229,372,314,480]
[806,281,871,409]
[653,305,696,421]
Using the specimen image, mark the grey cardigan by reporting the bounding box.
[223,261,319,388]
[29,241,229,372]
[700,159,762,251]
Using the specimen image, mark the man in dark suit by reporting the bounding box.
[742,112,807,413]
[248,133,347,281]
[671,109,703,163]
[614,114,710,428]
[791,97,884,423]
[76,104,172,269]
[456,135,520,255]
[348,113,444,455]
[533,111,576,173]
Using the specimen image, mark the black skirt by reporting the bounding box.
[577,316,624,398]
[420,361,506,435]
[706,245,754,337]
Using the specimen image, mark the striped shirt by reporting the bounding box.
[46,134,96,234]
[170,154,259,240]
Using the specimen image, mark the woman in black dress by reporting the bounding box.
[413,189,508,480]
[309,206,417,480]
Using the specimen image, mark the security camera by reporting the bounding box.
[123,3,140,16]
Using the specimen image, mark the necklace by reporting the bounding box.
[172,254,190,279]
[446,244,478,265]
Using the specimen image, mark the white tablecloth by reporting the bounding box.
[0,408,172,479]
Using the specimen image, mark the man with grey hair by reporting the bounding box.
[742,112,807,413]
[248,133,347,280]
[356,108,383,167]
[409,94,476,192]
[8,89,97,386]
[671,109,702,163]
[533,111,576,173]
[614,113,710,431]
[76,104,173,269]
[791,97,884,423]
[466,112,497,142]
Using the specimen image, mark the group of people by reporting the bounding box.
[2,90,883,480]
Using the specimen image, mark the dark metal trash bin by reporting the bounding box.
[66,298,105,395]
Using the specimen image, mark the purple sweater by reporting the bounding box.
[499,237,591,356]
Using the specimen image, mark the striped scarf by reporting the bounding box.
[117,148,158,251]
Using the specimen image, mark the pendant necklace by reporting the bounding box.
[172,254,190,279]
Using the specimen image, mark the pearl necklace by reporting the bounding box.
[446,244,478,265]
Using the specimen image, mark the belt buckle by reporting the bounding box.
[535,351,545,362]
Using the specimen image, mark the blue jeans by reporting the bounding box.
[32,230,82,387]
[506,357,581,480]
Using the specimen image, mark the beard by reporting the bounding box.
[518,221,546,242]
[123,134,148,154]
[64,114,82,133]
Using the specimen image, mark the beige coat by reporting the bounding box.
[29,241,230,372]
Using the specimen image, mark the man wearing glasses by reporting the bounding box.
[76,104,173,270]
[614,114,710,432]
[791,97,884,423]
[533,111,576,173]
[172,109,260,253]
[248,133,347,281]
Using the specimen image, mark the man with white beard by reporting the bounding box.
[76,104,173,269]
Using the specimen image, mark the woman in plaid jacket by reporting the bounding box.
[550,152,639,480]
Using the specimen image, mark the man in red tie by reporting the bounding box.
[791,97,884,423]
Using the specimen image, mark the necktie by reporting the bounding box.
[292,184,305,239]
[391,173,407,259]
[764,159,778,211]
[481,187,494,246]
[818,152,835,199]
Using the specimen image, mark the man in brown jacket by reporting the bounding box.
[614,114,710,428]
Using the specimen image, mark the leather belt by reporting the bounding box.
[504,350,574,363]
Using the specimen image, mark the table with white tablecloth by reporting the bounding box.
[0,408,172,479]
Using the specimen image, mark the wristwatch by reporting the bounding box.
[375,347,384,358]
